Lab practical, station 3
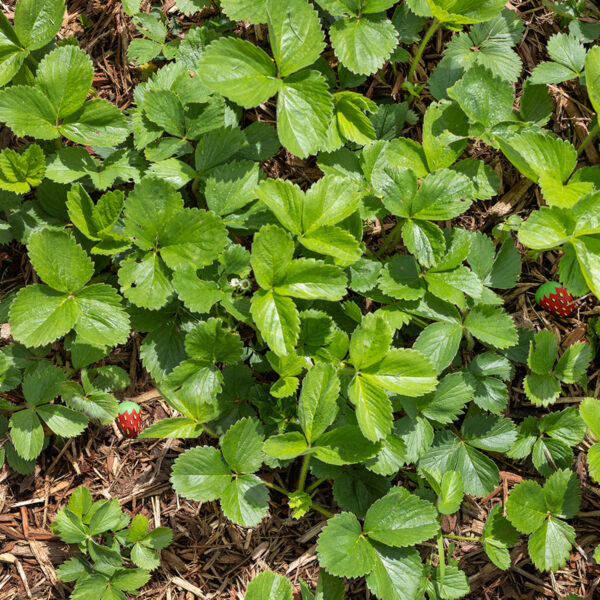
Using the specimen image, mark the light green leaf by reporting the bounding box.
[349,312,392,369]
[299,363,340,443]
[426,0,506,25]
[60,99,130,147]
[364,348,438,396]
[172,265,224,314]
[14,0,65,50]
[447,66,514,129]
[316,512,377,577]
[301,226,362,267]
[413,321,463,373]
[9,285,79,347]
[266,0,325,77]
[36,46,93,119]
[144,90,186,138]
[348,373,393,442]
[138,417,204,439]
[197,37,281,108]
[9,408,44,460]
[118,253,173,310]
[0,85,58,139]
[0,144,45,194]
[580,397,600,439]
[221,474,269,527]
[251,289,300,356]
[37,404,88,437]
[278,70,333,158]
[330,14,398,76]
[465,305,517,349]
[220,0,268,22]
[313,425,381,465]
[245,571,293,600]
[364,486,440,547]
[221,418,264,474]
[528,517,575,572]
[365,544,423,600]
[275,259,347,301]
[586,46,600,115]
[438,471,464,514]
[506,480,546,533]
[263,432,310,459]
[170,445,231,501]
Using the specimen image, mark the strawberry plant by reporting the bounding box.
[52,486,172,598]
[0,0,599,597]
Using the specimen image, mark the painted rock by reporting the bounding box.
[535,282,575,317]
[116,401,142,438]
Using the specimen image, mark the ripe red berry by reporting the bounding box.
[535,282,575,317]
[116,401,142,438]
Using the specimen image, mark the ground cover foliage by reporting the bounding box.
[1,0,600,598]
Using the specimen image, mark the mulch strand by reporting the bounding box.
[1,0,600,598]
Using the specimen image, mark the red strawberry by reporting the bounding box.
[535,282,575,317]
[116,401,142,438]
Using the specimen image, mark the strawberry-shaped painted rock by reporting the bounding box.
[116,401,142,438]
[535,282,575,317]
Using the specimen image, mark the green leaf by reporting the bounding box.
[275,259,347,301]
[364,486,440,547]
[170,445,231,501]
[266,0,325,77]
[118,253,173,310]
[9,285,79,347]
[251,289,300,356]
[173,266,224,314]
[378,255,426,301]
[110,568,150,592]
[88,499,123,535]
[547,32,586,73]
[14,0,65,50]
[130,543,159,570]
[365,544,424,600]
[363,348,438,396]
[278,70,334,158]
[197,37,281,108]
[37,403,88,437]
[185,318,243,364]
[28,229,93,293]
[22,361,64,406]
[36,46,93,119]
[0,86,58,139]
[586,46,600,116]
[316,512,377,577]
[555,341,592,384]
[580,397,600,439]
[416,372,472,425]
[447,65,514,129]
[350,312,392,369]
[497,130,577,184]
[481,504,519,570]
[428,564,470,600]
[205,160,261,216]
[73,284,129,348]
[402,219,446,268]
[221,418,264,474]
[573,235,600,299]
[60,99,129,147]
[9,408,44,460]
[411,169,474,220]
[263,432,310,459]
[313,425,381,465]
[506,480,546,534]
[330,14,398,76]
[465,305,517,348]
[251,224,294,288]
[299,363,340,443]
[528,517,575,572]
[52,509,88,544]
[220,474,269,527]
[144,90,186,138]
[245,571,293,600]
[0,144,45,194]
[426,0,506,25]
[220,0,268,22]
[138,417,203,439]
[349,374,393,442]
[524,373,561,407]
[413,321,463,373]
[462,413,516,452]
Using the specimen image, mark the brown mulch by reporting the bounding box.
[1,0,600,598]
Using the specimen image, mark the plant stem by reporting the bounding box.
[311,503,335,518]
[376,222,403,258]
[297,455,311,491]
[577,123,599,156]
[437,533,445,579]
[443,534,482,542]
[406,18,440,85]
[262,479,289,495]
[306,478,326,494]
